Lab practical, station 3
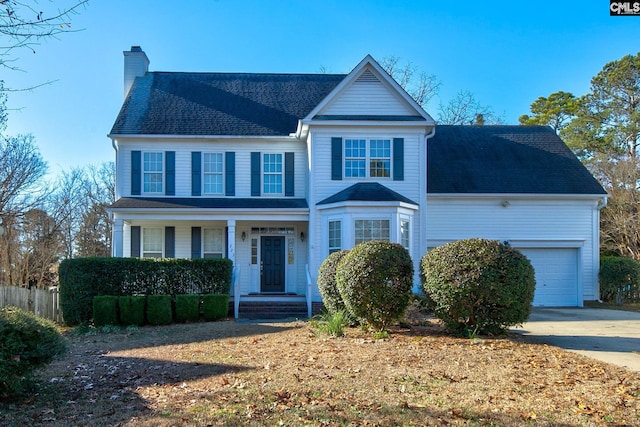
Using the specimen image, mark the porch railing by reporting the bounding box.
[305,264,313,318]
[232,266,240,319]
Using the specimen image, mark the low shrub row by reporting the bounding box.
[59,257,232,325]
[92,294,230,327]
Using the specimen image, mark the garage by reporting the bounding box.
[518,248,580,307]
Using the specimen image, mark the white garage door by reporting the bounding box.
[518,248,579,307]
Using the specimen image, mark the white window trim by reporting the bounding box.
[143,152,164,195]
[142,227,163,258]
[400,216,411,251]
[344,138,392,180]
[262,152,284,196]
[203,152,225,195]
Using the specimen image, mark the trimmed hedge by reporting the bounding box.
[336,241,414,330]
[202,294,230,321]
[0,307,67,397]
[317,250,350,315]
[421,238,535,335]
[92,296,118,327]
[175,294,201,323]
[599,256,640,303]
[118,296,146,326]
[146,295,173,326]
[59,257,232,325]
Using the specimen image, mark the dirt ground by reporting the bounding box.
[1,318,640,426]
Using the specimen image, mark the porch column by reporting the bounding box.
[112,218,124,257]
[227,219,236,264]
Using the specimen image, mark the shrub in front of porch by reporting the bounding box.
[175,294,201,322]
[118,296,146,326]
[336,241,413,331]
[420,238,535,335]
[317,250,350,315]
[146,295,173,326]
[202,294,230,321]
[92,296,119,327]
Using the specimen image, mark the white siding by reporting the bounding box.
[114,138,307,198]
[321,68,415,116]
[426,197,601,302]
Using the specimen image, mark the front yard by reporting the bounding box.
[1,318,639,426]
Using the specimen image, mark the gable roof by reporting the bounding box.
[427,125,607,195]
[110,72,345,136]
[317,182,418,206]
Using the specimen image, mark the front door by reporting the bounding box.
[260,236,285,292]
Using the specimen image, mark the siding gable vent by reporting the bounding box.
[355,69,380,84]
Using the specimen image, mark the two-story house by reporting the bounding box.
[108,47,607,317]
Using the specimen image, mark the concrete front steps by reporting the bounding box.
[236,294,309,320]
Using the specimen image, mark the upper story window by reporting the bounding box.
[354,219,390,245]
[142,227,163,258]
[263,153,283,194]
[344,139,391,178]
[203,153,224,194]
[143,152,163,193]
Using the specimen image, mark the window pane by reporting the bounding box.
[369,139,391,177]
[263,153,283,194]
[354,219,389,244]
[204,174,223,194]
[143,228,162,258]
[329,220,341,253]
[344,139,366,178]
[143,152,163,193]
[204,228,224,257]
[401,220,410,250]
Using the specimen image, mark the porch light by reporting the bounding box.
[300,232,305,242]
[241,231,246,241]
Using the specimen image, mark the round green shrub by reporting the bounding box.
[336,241,414,330]
[599,256,640,303]
[0,307,67,397]
[421,238,535,335]
[317,250,350,314]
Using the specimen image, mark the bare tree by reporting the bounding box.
[1,0,89,72]
[380,55,441,108]
[437,90,503,125]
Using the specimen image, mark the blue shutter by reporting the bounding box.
[191,152,201,196]
[225,152,235,196]
[165,151,175,195]
[393,138,404,181]
[130,226,141,257]
[165,227,175,258]
[191,227,201,259]
[285,152,294,197]
[331,137,342,180]
[251,152,261,196]
[131,151,141,195]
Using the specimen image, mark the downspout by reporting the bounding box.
[594,194,609,303]
[419,126,436,290]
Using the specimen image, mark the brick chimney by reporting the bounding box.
[123,46,149,98]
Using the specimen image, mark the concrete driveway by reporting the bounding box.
[512,307,640,372]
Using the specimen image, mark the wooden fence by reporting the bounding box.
[0,285,63,324]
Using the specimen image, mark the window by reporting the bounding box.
[203,153,224,194]
[344,139,391,178]
[328,220,342,253]
[203,228,224,258]
[142,228,163,258]
[354,219,389,244]
[369,139,391,177]
[263,153,283,194]
[400,219,410,250]
[143,152,163,193]
[344,139,366,178]
[251,238,258,264]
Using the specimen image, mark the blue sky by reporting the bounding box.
[3,0,640,178]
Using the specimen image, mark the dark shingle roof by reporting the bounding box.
[427,126,607,195]
[110,197,308,210]
[317,183,418,206]
[110,72,346,136]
